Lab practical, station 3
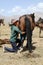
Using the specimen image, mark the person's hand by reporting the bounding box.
[21,31,25,34]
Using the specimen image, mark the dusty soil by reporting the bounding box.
[0,25,43,65]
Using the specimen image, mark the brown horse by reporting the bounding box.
[18,13,35,53]
[19,13,35,31]
[35,17,43,37]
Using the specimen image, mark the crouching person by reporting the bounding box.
[3,19,22,53]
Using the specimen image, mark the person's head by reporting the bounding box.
[15,20,19,27]
[13,20,19,27]
[11,19,19,27]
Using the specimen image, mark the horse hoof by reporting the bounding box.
[29,50,33,53]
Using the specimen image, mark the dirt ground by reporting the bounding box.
[0,25,43,65]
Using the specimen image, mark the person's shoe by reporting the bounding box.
[18,47,23,53]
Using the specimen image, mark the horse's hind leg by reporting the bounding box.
[39,28,41,38]
[25,17,32,53]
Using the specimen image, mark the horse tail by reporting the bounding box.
[25,16,31,30]
[25,16,32,53]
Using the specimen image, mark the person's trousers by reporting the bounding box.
[16,39,22,48]
[20,33,26,47]
[4,41,18,52]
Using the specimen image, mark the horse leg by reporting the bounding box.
[39,28,41,37]
[26,31,32,48]
[25,17,32,53]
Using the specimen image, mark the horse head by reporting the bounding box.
[35,17,43,28]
